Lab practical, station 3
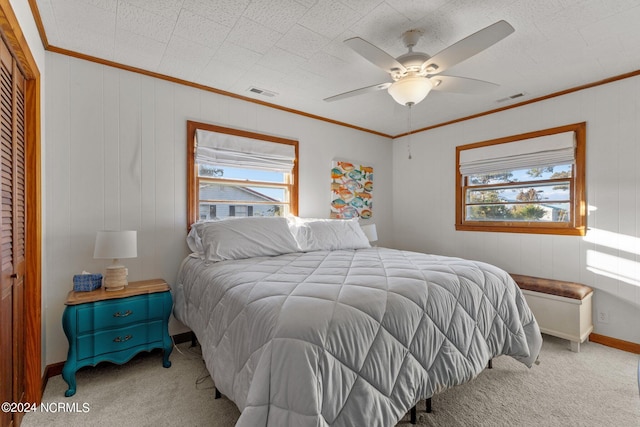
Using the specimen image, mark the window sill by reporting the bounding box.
[455,223,586,236]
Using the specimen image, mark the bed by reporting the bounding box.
[173,217,542,426]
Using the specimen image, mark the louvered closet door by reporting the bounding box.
[0,33,26,427]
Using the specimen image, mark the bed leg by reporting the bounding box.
[426,397,432,413]
[215,387,221,399]
[190,331,197,347]
[488,358,493,369]
[410,405,416,424]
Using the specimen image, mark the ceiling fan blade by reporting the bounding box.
[422,20,514,75]
[430,75,499,94]
[344,37,407,74]
[324,82,392,102]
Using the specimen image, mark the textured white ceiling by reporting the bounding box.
[35,0,640,136]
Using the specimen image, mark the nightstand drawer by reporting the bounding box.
[77,320,164,360]
[76,294,165,333]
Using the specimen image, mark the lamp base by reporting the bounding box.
[104,265,128,291]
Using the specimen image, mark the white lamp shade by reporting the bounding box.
[361,224,378,242]
[94,230,137,260]
[388,76,433,106]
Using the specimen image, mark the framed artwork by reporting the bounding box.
[330,161,373,219]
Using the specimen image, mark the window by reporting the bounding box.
[455,122,586,235]
[187,121,298,226]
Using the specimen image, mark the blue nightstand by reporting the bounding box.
[61,278,173,397]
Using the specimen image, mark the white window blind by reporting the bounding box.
[459,131,575,176]
[196,129,295,172]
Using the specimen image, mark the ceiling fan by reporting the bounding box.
[324,20,515,106]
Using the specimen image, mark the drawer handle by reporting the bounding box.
[113,335,133,343]
[113,310,133,318]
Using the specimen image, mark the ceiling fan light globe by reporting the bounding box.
[388,76,433,106]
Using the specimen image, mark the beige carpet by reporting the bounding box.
[23,335,640,426]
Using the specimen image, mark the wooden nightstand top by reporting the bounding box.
[65,278,169,305]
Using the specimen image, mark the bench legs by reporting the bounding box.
[570,340,581,353]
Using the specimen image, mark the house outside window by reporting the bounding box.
[198,182,275,220]
[456,122,586,235]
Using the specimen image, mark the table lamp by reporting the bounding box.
[93,230,137,291]
[361,223,378,244]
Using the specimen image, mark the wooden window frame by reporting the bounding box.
[187,121,298,228]
[455,122,586,236]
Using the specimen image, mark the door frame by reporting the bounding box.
[0,0,42,404]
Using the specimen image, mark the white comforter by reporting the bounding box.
[174,247,542,426]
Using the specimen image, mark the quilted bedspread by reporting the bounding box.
[174,247,542,427]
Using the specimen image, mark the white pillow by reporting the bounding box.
[187,218,223,254]
[187,223,206,254]
[193,217,299,262]
[288,217,370,252]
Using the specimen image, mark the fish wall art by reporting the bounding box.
[330,161,373,219]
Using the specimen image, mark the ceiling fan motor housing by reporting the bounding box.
[395,52,431,78]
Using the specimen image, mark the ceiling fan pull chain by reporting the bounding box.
[407,104,413,160]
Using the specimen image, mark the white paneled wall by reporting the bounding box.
[392,75,640,345]
[44,53,393,365]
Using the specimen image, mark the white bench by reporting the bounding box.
[510,274,593,352]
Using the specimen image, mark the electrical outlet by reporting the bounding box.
[597,310,609,324]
